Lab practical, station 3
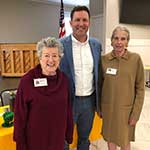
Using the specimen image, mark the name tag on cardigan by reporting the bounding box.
[106,68,117,75]
[34,78,48,87]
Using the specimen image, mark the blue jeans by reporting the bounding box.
[65,92,95,150]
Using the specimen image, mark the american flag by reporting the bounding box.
[59,0,66,38]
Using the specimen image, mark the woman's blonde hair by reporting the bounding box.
[111,26,130,42]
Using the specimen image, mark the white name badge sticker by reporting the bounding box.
[106,68,117,75]
[34,78,48,87]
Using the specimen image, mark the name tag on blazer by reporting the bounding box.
[106,68,117,75]
[34,78,48,87]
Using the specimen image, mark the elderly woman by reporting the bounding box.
[13,37,73,150]
[100,26,145,150]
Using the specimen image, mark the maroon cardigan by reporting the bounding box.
[13,64,73,150]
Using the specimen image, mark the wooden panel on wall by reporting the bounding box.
[0,44,39,77]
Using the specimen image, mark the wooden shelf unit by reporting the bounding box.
[0,44,39,77]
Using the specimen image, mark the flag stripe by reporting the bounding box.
[59,0,66,38]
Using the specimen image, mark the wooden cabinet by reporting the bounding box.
[0,44,39,77]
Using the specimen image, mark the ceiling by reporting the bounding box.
[31,0,89,6]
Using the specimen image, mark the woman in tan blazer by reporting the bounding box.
[100,26,145,150]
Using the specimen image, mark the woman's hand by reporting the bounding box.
[128,118,137,126]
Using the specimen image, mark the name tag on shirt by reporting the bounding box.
[106,68,117,75]
[34,78,48,87]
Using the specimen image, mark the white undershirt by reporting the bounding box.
[72,35,94,96]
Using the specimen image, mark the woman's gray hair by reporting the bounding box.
[36,37,64,58]
[111,26,130,42]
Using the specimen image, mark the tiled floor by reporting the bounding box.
[89,87,150,150]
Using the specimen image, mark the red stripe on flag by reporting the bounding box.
[59,0,66,38]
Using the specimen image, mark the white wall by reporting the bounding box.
[0,0,73,43]
[105,0,150,65]
[0,0,104,45]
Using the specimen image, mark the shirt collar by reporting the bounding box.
[71,34,89,45]
[108,49,129,60]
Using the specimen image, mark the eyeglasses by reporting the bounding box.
[42,53,60,60]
